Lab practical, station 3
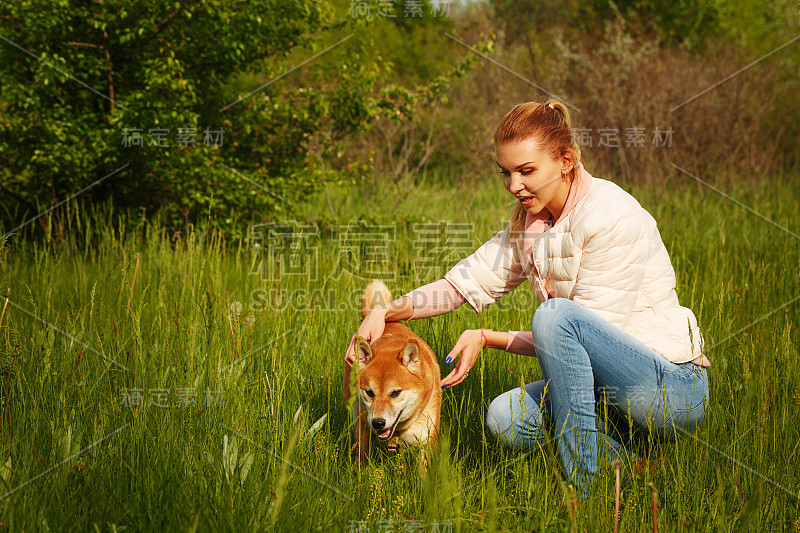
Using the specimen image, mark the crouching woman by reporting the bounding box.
[346,99,710,495]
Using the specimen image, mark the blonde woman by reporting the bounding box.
[345,99,710,494]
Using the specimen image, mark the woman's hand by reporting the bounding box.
[440,329,485,389]
[344,307,388,367]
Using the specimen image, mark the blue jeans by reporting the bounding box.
[485,298,709,494]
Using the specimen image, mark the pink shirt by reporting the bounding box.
[401,278,538,355]
[401,164,709,366]
[399,165,588,356]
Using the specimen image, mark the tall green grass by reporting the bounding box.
[0,171,798,531]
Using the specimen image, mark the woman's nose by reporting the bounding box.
[507,173,524,193]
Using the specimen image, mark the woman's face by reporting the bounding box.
[496,137,572,219]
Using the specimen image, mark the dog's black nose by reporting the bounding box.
[372,418,386,430]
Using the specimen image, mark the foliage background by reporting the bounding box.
[0,0,484,230]
[2,0,797,234]
[0,0,799,531]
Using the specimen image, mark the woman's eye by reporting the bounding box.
[499,169,533,177]
[390,390,402,398]
[364,389,374,398]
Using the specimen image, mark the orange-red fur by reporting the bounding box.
[344,281,442,463]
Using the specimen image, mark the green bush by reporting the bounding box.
[0,0,482,235]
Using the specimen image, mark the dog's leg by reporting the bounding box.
[418,445,431,475]
[387,436,399,454]
[350,406,371,466]
[345,362,370,465]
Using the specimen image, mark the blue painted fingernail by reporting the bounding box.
[441,384,447,389]
[445,357,451,364]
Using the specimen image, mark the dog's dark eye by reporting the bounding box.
[390,389,402,398]
[364,389,374,398]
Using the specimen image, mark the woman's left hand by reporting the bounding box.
[440,329,484,389]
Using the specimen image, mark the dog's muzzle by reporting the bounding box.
[373,410,403,441]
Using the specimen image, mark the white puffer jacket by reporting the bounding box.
[444,165,706,365]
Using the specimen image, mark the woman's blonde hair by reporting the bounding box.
[494,99,581,235]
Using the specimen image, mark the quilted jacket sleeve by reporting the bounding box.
[443,225,528,313]
[571,204,652,327]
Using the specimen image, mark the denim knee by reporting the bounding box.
[485,392,516,442]
[486,387,549,448]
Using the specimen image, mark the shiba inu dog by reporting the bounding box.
[344,281,442,462]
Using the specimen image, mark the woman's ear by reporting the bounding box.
[561,150,575,174]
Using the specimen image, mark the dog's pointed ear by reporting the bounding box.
[399,340,420,369]
[357,337,372,368]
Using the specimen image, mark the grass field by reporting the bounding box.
[0,171,799,532]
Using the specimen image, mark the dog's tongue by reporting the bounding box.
[379,428,391,439]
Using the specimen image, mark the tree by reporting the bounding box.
[0,0,484,233]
